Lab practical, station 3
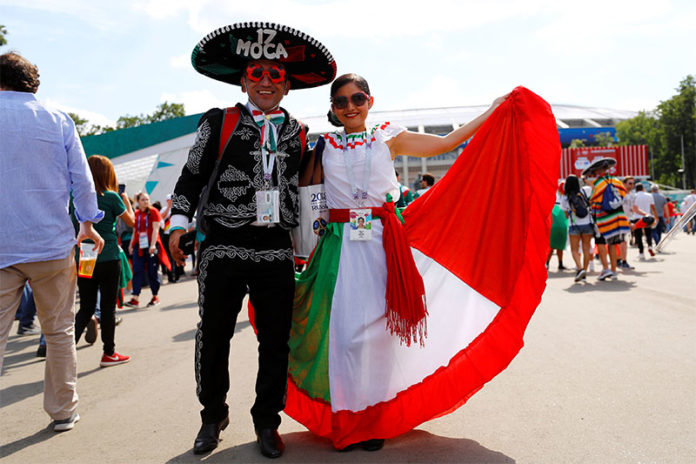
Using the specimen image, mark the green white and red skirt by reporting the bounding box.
[285,87,561,449]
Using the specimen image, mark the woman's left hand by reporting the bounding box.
[490,92,511,110]
[149,244,156,255]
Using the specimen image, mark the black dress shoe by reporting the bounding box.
[193,417,229,455]
[361,439,385,451]
[255,428,285,458]
[335,442,359,452]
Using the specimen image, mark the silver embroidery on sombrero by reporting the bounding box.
[186,119,211,175]
[196,21,335,64]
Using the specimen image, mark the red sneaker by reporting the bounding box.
[124,298,139,308]
[147,296,160,307]
[100,352,130,367]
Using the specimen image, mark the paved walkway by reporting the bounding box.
[1,234,695,463]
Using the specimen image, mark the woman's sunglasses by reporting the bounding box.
[332,92,369,110]
[245,64,286,84]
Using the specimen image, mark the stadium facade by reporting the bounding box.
[82,104,638,204]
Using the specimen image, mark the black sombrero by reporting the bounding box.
[582,157,617,176]
[191,22,336,89]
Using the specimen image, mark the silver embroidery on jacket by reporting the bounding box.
[217,164,251,202]
[171,193,191,213]
[186,119,211,175]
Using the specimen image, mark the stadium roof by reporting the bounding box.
[81,112,203,159]
[81,103,639,159]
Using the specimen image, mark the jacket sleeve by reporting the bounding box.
[170,109,223,221]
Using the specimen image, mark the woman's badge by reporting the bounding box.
[349,209,372,241]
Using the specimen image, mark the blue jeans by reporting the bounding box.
[131,250,160,297]
[651,217,666,244]
[15,282,37,328]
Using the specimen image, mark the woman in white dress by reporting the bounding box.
[287,74,557,451]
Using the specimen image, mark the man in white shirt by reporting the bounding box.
[633,183,657,258]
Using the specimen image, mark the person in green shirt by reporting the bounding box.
[74,155,135,367]
[395,169,414,208]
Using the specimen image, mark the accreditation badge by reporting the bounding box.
[256,190,280,224]
[138,232,149,249]
[349,208,372,241]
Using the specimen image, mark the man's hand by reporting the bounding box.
[169,229,187,267]
[77,222,105,254]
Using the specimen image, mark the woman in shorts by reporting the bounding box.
[561,175,594,282]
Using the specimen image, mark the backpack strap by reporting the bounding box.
[313,136,325,184]
[218,106,241,159]
[298,122,308,160]
[197,107,241,235]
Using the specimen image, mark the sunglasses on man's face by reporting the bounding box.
[332,92,369,110]
[245,64,286,84]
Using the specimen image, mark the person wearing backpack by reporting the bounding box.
[166,23,336,458]
[585,158,629,281]
[560,175,593,282]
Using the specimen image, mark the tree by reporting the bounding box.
[72,101,186,136]
[593,131,615,147]
[616,75,696,188]
[658,75,696,188]
[147,101,185,123]
[68,112,90,136]
[115,101,185,129]
[0,25,7,46]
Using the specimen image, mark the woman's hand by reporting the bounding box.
[490,92,511,110]
[149,244,156,256]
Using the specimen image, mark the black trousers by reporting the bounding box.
[195,224,295,429]
[76,259,121,355]
[633,227,653,254]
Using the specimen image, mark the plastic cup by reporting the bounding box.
[78,242,98,278]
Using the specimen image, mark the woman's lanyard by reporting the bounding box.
[341,130,373,208]
[139,211,149,234]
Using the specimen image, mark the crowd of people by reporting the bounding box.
[2,20,694,462]
[548,159,694,282]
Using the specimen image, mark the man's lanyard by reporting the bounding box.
[341,130,373,207]
[247,101,281,190]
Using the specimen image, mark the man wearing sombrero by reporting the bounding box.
[167,22,336,457]
[584,157,630,280]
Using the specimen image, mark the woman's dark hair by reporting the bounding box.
[564,175,580,196]
[0,52,40,93]
[326,73,371,127]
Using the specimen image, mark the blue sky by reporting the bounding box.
[2,0,694,127]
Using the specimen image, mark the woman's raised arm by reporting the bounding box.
[388,93,508,159]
